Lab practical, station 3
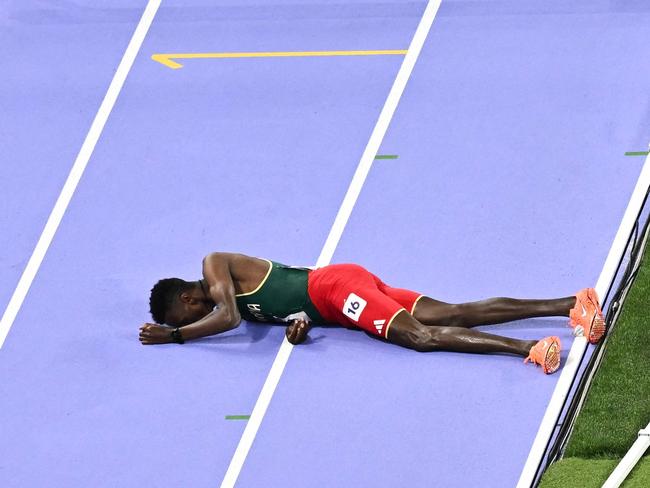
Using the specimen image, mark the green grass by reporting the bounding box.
[540,457,650,488]
[566,234,650,458]
[539,234,650,487]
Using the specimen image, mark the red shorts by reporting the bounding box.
[307,264,423,338]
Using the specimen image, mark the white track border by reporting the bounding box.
[0,0,161,349]
[603,420,650,488]
[219,1,443,486]
[517,150,650,487]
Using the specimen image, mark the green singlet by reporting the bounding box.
[235,260,326,324]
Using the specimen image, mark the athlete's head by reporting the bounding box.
[149,278,212,327]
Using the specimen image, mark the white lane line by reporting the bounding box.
[516,151,650,488]
[0,0,161,349]
[219,1,443,486]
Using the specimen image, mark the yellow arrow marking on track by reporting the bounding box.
[151,50,408,69]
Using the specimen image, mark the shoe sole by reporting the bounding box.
[589,315,606,344]
[544,341,561,374]
[571,290,606,344]
[586,289,606,344]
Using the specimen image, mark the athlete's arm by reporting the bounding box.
[177,253,242,341]
[286,318,311,345]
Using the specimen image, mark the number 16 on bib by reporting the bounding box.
[343,293,367,322]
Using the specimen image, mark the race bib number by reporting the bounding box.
[343,293,367,322]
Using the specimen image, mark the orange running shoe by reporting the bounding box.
[524,336,562,374]
[569,288,606,344]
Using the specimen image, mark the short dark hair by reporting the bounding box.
[149,278,192,324]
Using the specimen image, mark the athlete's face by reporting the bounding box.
[165,293,212,327]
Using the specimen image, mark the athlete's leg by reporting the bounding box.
[387,309,537,356]
[413,296,576,328]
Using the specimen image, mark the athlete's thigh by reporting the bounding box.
[326,276,407,339]
[370,272,427,315]
[368,271,455,326]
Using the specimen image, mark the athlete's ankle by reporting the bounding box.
[558,296,576,317]
[522,340,537,356]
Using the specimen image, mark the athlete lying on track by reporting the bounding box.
[140,252,606,374]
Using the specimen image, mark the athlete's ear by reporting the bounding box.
[179,292,193,304]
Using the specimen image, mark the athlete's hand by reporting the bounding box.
[139,323,173,345]
[286,319,311,345]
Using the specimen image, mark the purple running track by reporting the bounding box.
[237,2,650,487]
[0,0,148,315]
[1,1,650,488]
[0,1,421,487]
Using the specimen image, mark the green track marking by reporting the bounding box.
[375,155,399,159]
[624,151,649,156]
[225,415,251,420]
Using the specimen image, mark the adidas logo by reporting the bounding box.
[374,319,386,333]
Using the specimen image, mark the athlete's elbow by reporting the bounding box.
[228,309,241,329]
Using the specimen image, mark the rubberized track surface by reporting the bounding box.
[1,1,649,486]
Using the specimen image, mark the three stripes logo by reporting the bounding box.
[374,319,386,334]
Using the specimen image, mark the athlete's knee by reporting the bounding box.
[414,298,464,327]
[422,302,464,327]
[390,313,443,352]
[417,326,459,352]
[443,304,465,327]
[391,321,430,352]
[411,325,443,352]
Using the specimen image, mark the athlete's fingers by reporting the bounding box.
[292,330,302,344]
[285,324,295,343]
[295,324,305,339]
[297,320,309,332]
[291,322,307,344]
[287,322,303,344]
[291,321,302,338]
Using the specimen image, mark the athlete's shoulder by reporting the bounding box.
[202,252,274,273]
[202,251,259,263]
